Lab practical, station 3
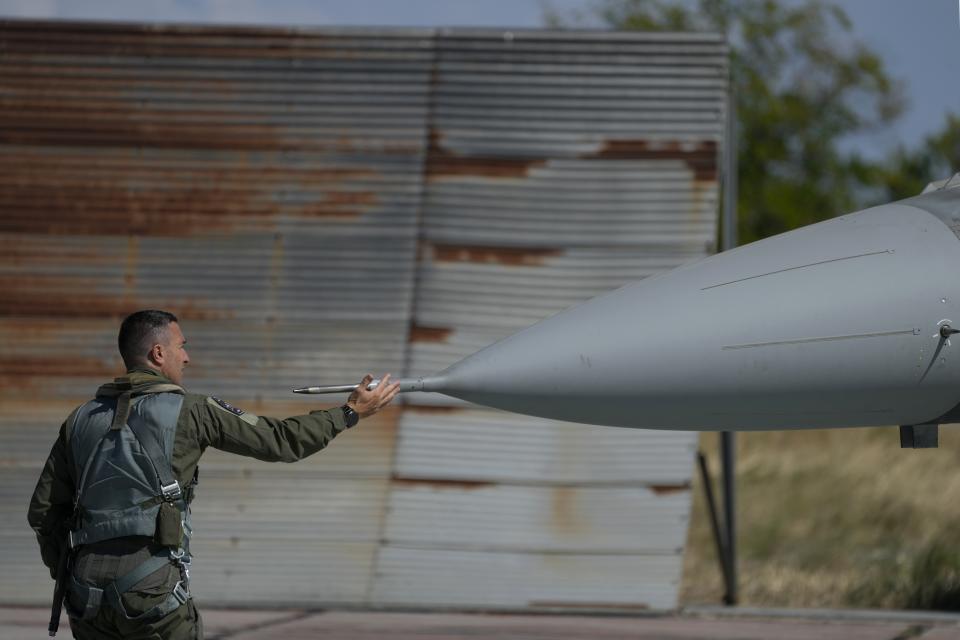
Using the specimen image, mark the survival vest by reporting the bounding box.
[64,381,195,622]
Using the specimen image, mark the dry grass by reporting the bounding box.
[680,425,960,609]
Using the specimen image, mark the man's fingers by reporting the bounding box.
[353,374,373,396]
[383,383,400,402]
[352,375,401,418]
[374,378,401,409]
[371,374,393,398]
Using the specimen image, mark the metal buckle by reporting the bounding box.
[169,548,191,564]
[161,481,182,501]
[171,581,190,605]
[169,548,192,581]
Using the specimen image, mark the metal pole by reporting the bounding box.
[719,432,737,604]
[697,451,731,594]
[720,82,739,606]
[722,87,738,254]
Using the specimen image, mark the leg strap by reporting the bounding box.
[102,552,191,621]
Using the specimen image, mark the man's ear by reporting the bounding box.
[148,342,164,365]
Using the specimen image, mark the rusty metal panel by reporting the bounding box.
[1,22,726,612]
[0,20,432,406]
[0,19,427,608]
[377,29,726,610]
[409,246,709,336]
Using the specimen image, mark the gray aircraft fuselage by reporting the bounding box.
[300,178,960,436]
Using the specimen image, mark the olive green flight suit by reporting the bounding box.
[28,368,349,639]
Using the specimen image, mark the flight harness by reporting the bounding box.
[63,381,196,623]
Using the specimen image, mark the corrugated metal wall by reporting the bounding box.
[0,20,727,610]
[388,30,725,609]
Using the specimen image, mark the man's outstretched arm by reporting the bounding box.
[195,374,400,463]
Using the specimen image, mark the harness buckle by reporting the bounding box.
[160,481,182,502]
[169,548,190,564]
[171,581,190,605]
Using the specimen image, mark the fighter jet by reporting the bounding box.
[297,175,960,448]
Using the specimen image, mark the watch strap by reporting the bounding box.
[341,404,360,428]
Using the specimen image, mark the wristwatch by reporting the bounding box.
[341,404,360,428]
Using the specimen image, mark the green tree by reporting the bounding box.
[548,0,906,243]
[866,113,960,202]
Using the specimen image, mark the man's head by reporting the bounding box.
[117,310,190,384]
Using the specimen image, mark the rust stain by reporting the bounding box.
[0,356,118,378]
[649,483,691,496]
[0,139,384,237]
[551,486,580,533]
[318,191,379,207]
[0,193,230,236]
[124,236,138,293]
[585,139,718,181]
[298,190,377,220]
[0,33,405,237]
[1,71,238,97]
[0,26,399,61]
[1,241,121,267]
[0,288,233,321]
[0,92,419,155]
[0,317,95,339]
[0,184,374,235]
[0,117,280,151]
[0,119,419,155]
[0,376,43,395]
[426,129,546,180]
[409,325,453,343]
[391,476,496,491]
[0,153,377,183]
[432,244,562,267]
[0,274,104,291]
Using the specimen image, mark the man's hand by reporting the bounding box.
[347,373,401,418]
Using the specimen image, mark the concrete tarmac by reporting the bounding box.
[4,606,960,639]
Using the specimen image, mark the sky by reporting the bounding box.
[1,0,958,160]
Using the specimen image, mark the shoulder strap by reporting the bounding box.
[110,392,131,431]
[73,400,116,515]
[126,393,184,500]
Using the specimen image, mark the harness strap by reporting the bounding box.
[110,392,132,431]
[102,552,191,621]
[69,551,191,623]
[125,398,182,502]
[109,553,171,596]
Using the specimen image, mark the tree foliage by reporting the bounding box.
[549,0,910,243]
[866,114,960,202]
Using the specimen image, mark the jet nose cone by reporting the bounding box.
[434,201,960,430]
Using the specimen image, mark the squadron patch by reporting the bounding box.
[210,396,243,416]
[207,396,260,426]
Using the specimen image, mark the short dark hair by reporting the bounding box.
[118,310,179,369]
